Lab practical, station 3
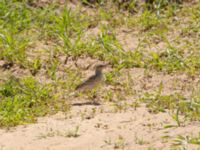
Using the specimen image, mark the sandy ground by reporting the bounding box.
[0,102,199,150]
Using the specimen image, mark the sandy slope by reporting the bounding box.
[0,102,199,150]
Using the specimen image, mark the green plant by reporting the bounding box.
[39,125,80,139]
[47,7,85,57]
[46,57,59,80]
[114,135,126,149]
[172,133,200,149]
[0,76,57,127]
[0,1,32,31]
[29,58,42,75]
[140,84,200,125]
[0,31,29,65]
[139,10,160,30]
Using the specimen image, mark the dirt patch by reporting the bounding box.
[0,104,199,150]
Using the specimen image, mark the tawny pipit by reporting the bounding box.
[75,64,107,93]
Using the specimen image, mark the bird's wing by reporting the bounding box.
[75,75,97,90]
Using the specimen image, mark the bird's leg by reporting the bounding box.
[92,94,97,104]
[88,89,100,105]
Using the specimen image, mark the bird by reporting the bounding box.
[75,64,107,93]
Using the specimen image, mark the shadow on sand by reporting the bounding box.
[72,101,100,106]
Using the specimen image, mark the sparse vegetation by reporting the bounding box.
[0,0,199,149]
[38,125,80,139]
[140,82,200,127]
[0,76,61,126]
[172,133,200,149]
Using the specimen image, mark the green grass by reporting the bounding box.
[0,1,32,65]
[140,83,200,126]
[0,76,54,126]
[0,0,199,128]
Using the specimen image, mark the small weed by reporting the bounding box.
[135,134,149,145]
[103,90,114,102]
[65,125,80,138]
[114,135,126,149]
[46,57,59,80]
[148,146,156,150]
[39,125,80,139]
[172,133,200,149]
[139,10,160,30]
[29,58,42,75]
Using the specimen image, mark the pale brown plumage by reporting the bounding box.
[75,64,107,92]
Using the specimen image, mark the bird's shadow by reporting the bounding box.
[72,101,100,106]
